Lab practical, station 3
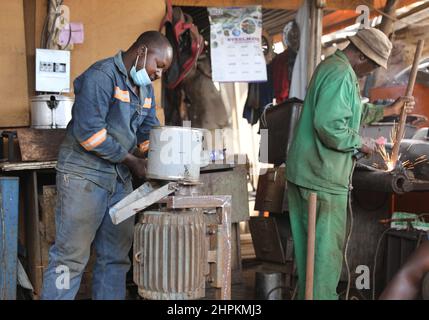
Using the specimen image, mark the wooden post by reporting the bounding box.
[378,0,399,36]
[305,192,317,300]
[373,0,398,87]
[307,0,325,84]
[391,40,425,165]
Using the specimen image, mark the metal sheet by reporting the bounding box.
[109,182,177,225]
[248,217,286,264]
[383,230,429,299]
[259,98,303,166]
[0,177,19,300]
[197,165,249,222]
[255,167,286,213]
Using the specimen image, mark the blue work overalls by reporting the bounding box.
[41,51,159,300]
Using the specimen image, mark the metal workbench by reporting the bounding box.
[0,177,19,300]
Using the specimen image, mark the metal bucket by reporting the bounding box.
[30,94,74,129]
[146,126,209,182]
[255,271,283,300]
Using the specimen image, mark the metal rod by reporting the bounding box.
[305,192,317,300]
[391,40,425,165]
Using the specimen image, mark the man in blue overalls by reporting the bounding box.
[41,31,173,300]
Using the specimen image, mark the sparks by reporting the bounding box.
[386,161,395,172]
[374,132,428,172]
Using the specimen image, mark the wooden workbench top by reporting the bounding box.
[0,161,57,172]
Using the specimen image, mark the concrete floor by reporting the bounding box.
[205,259,295,300]
[127,259,295,300]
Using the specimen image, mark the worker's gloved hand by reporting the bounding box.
[121,153,147,178]
[375,136,387,146]
[360,136,387,155]
[384,96,415,117]
[359,137,377,155]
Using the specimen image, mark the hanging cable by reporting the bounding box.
[344,159,357,300]
[372,227,393,300]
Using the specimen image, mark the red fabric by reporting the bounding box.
[272,51,290,104]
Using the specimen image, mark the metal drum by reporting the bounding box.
[30,94,74,129]
[133,211,207,300]
[146,126,209,182]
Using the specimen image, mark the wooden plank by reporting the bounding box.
[0,1,29,127]
[24,171,43,298]
[40,186,57,244]
[0,161,57,172]
[17,129,66,162]
[23,0,36,99]
[231,222,243,284]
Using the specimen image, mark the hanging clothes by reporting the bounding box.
[272,49,297,104]
[289,0,311,100]
[243,63,274,125]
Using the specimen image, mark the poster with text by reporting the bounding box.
[208,6,267,82]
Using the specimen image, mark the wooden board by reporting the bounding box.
[0,161,57,172]
[17,129,66,162]
[40,186,57,245]
[0,1,29,127]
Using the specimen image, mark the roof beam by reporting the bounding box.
[171,0,304,9]
[171,0,412,10]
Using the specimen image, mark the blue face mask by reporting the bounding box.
[130,47,152,87]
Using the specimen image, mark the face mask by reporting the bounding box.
[130,46,151,87]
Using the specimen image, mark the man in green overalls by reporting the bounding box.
[286,27,415,300]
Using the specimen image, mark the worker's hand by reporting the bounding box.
[133,146,147,159]
[121,153,147,178]
[384,96,415,117]
[359,137,377,155]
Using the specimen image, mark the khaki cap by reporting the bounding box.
[348,27,392,69]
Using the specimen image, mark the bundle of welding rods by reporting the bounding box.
[402,155,428,170]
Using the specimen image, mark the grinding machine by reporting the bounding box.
[109,126,232,300]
